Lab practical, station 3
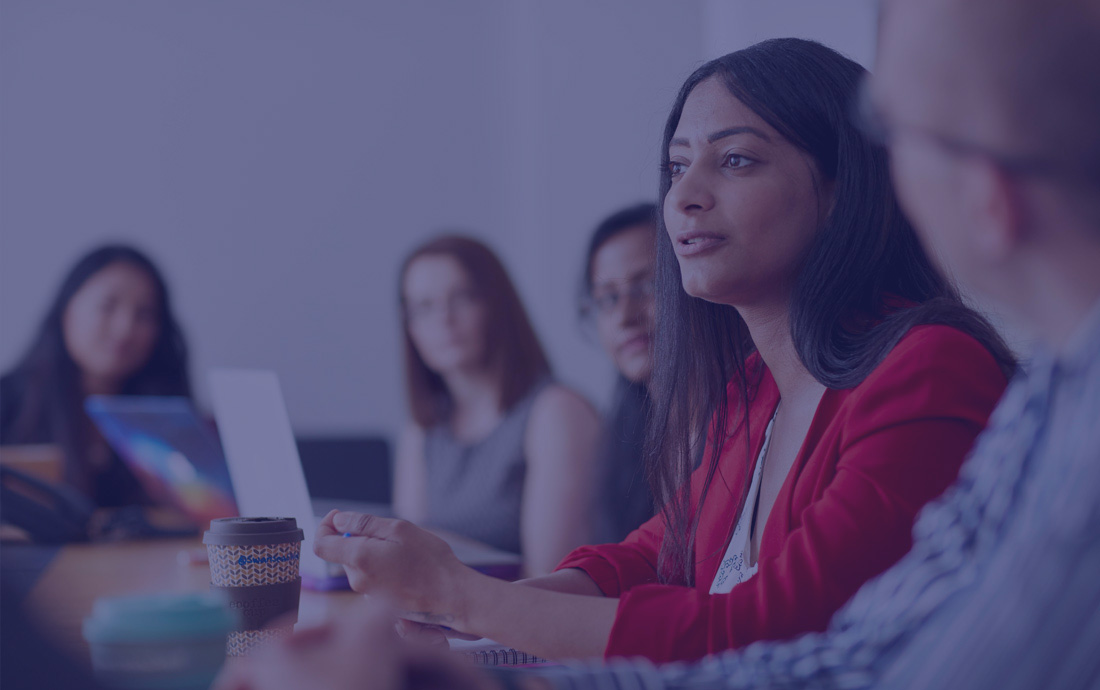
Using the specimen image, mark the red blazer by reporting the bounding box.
[557,325,1007,663]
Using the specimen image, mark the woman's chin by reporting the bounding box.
[425,353,484,376]
[616,356,652,385]
[679,276,738,306]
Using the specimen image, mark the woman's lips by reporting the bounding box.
[673,231,726,257]
[617,334,650,356]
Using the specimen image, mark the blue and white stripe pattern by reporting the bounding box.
[544,302,1100,690]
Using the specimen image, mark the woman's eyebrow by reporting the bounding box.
[669,126,772,149]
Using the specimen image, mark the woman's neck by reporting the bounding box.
[441,367,504,443]
[737,300,823,404]
[82,374,122,397]
[443,367,502,417]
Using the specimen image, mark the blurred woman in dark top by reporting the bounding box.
[0,244,192,508]
[580,203,659,543]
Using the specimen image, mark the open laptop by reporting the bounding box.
[209,369,353,589]
[85,396,238,525]
[208,369,522,590]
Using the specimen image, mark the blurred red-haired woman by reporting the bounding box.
[392,235,600,576]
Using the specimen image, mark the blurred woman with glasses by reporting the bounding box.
[579,203,661,543]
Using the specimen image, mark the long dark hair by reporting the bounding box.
[2,245,192,495]
[400,235,551,428]
[647,38,1016,585]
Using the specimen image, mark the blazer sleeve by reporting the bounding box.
[554,506,666,596]
[601,326,1007,662]
[555,423,724,596]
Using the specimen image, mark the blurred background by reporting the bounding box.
[0,0,877,439]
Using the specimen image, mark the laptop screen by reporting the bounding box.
[85,395,238,524]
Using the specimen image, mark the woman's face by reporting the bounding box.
[62,261,161,387]
[403,254,489,375]
[664,77,830,308]
[589,225,656,384]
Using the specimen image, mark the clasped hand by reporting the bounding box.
[314,510,476,632]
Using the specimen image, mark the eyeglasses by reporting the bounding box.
[854,74,1100,184]
[583,278,655,317]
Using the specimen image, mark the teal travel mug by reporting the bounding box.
[82,591,236,690]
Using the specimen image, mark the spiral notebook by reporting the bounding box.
[449,638,548,666]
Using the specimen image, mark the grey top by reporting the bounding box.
[422,379,551,555]
[540,299,1100,690]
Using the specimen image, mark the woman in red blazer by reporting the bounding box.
[555,324,1005,661]
[312,39,1014,663]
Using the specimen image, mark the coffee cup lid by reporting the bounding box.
[203,517,305,546]
[83,592,237,643]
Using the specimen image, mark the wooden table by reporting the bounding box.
[24,528,522,664]
[0,444,64,484]
[26,538,363,661]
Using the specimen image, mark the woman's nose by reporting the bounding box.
[666,164,716,217]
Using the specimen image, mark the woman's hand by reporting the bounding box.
[213,599,495,690]
[396,618,483,646]
[314,510,478,630]
[314,511,613,661]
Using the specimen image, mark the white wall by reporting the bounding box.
[4,2,927,439]
[0,1,705,436]
[701,0,877,66]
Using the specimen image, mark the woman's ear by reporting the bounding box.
[970,159,1025,263]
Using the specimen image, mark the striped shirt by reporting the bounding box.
[543,299,1100,690]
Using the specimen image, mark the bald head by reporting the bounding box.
[879,0,1100,190]
[876,0,1100,350]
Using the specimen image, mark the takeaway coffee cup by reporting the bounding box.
[82,591,236,690]
[203,517,305,656]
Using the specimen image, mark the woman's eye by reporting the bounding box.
[136,307,157,325]
[667,161,687,177]
[451,290,477,308]
[724,153,752,169]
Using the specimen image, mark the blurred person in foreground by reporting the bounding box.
[216,0,1100,687]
